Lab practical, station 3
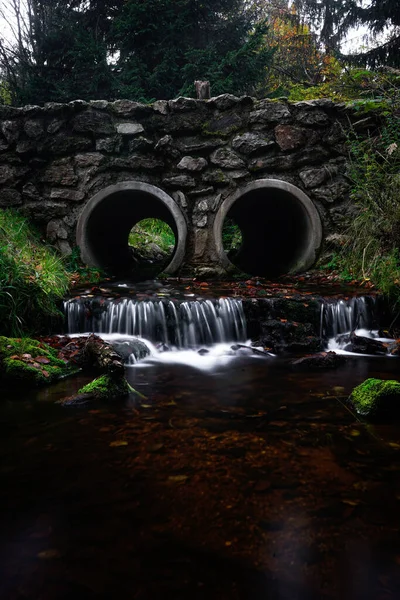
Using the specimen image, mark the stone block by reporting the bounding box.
[153,100,169,115]
[232,132,275,155]
[193,213,208,227]
[129,137,154,152]
[47,119,65,134]
[0,188,22,207]
[1,121,20,144]
[275,125,307,151]
[0,165,16,184]
[250,102,291,123]
[210,148,245,169]
[312,176,351,203]
[168,97,198,112]
[73,110,114,134]
[205,113,242,135]
[172,190,188,208]
[46,219,68,241]
[175,137,225,153]
[299,167,329,189]
[74,153,105,168]
[41,160,77,186]
[249,155,294,172]
[96,136,122,153]
[207,94,240,110]
[50,189,85,202]
[111,100,149,116]
[177,156,208,171]
[202,170,230,185]
[116,122,145,135]
[295,108,330,126]
[162,175,196,188]
[24,119,44,138]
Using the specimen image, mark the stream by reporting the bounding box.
[1,280,400,599]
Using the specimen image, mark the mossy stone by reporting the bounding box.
[349,378,400,420]
[0,335,74,385]
[78,374,130,401]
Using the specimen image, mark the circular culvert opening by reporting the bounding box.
[214,179,322,278]
[77,182,187,277]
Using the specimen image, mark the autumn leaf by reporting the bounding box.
[109,440,128,447]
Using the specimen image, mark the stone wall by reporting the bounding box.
[0,95,380,272]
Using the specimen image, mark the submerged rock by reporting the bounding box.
[349,378,400,420]
[290,351,345,370]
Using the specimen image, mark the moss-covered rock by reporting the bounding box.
[349,378,400,420]
[78,374,131,401]
[0,336,74,385]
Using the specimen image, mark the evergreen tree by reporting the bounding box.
[112,0,273,101]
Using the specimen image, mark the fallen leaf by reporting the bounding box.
[37,549,61,560]
[168,475,188,483]
[109,441,128,447]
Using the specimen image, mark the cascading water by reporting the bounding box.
[320,296,377,339]
[64,296,247,348]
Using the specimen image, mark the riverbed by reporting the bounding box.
[1,348,400,599]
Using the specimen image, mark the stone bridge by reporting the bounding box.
[0,95,376,277]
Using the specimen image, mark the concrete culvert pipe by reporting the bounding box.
[77,182,187,276]
[214,179,323,278]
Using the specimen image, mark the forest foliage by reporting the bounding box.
[0,0,400,105]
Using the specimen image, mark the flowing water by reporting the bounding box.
[1,285,400,599]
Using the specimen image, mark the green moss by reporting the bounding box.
[0,335,74,385]
[350,378,400,419]
[78,374,130,401]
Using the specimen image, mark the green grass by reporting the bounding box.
[0,209,69,336]
[128,218,175,254]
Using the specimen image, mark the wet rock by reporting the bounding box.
[0,165,16,184]
[349,378,400,420]
[343,331,388,355]
[110,338,150,363]
[259,320,322,355]
[289,351,345,370]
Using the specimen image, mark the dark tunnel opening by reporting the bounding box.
[77,182,187,277]
[215,180,322,278]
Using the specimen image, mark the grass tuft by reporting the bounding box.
[0,209,69,336]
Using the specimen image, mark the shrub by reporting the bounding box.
[336,81,400,299]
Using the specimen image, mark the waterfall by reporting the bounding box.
[320,296,378,339]
[64,296,247,348]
